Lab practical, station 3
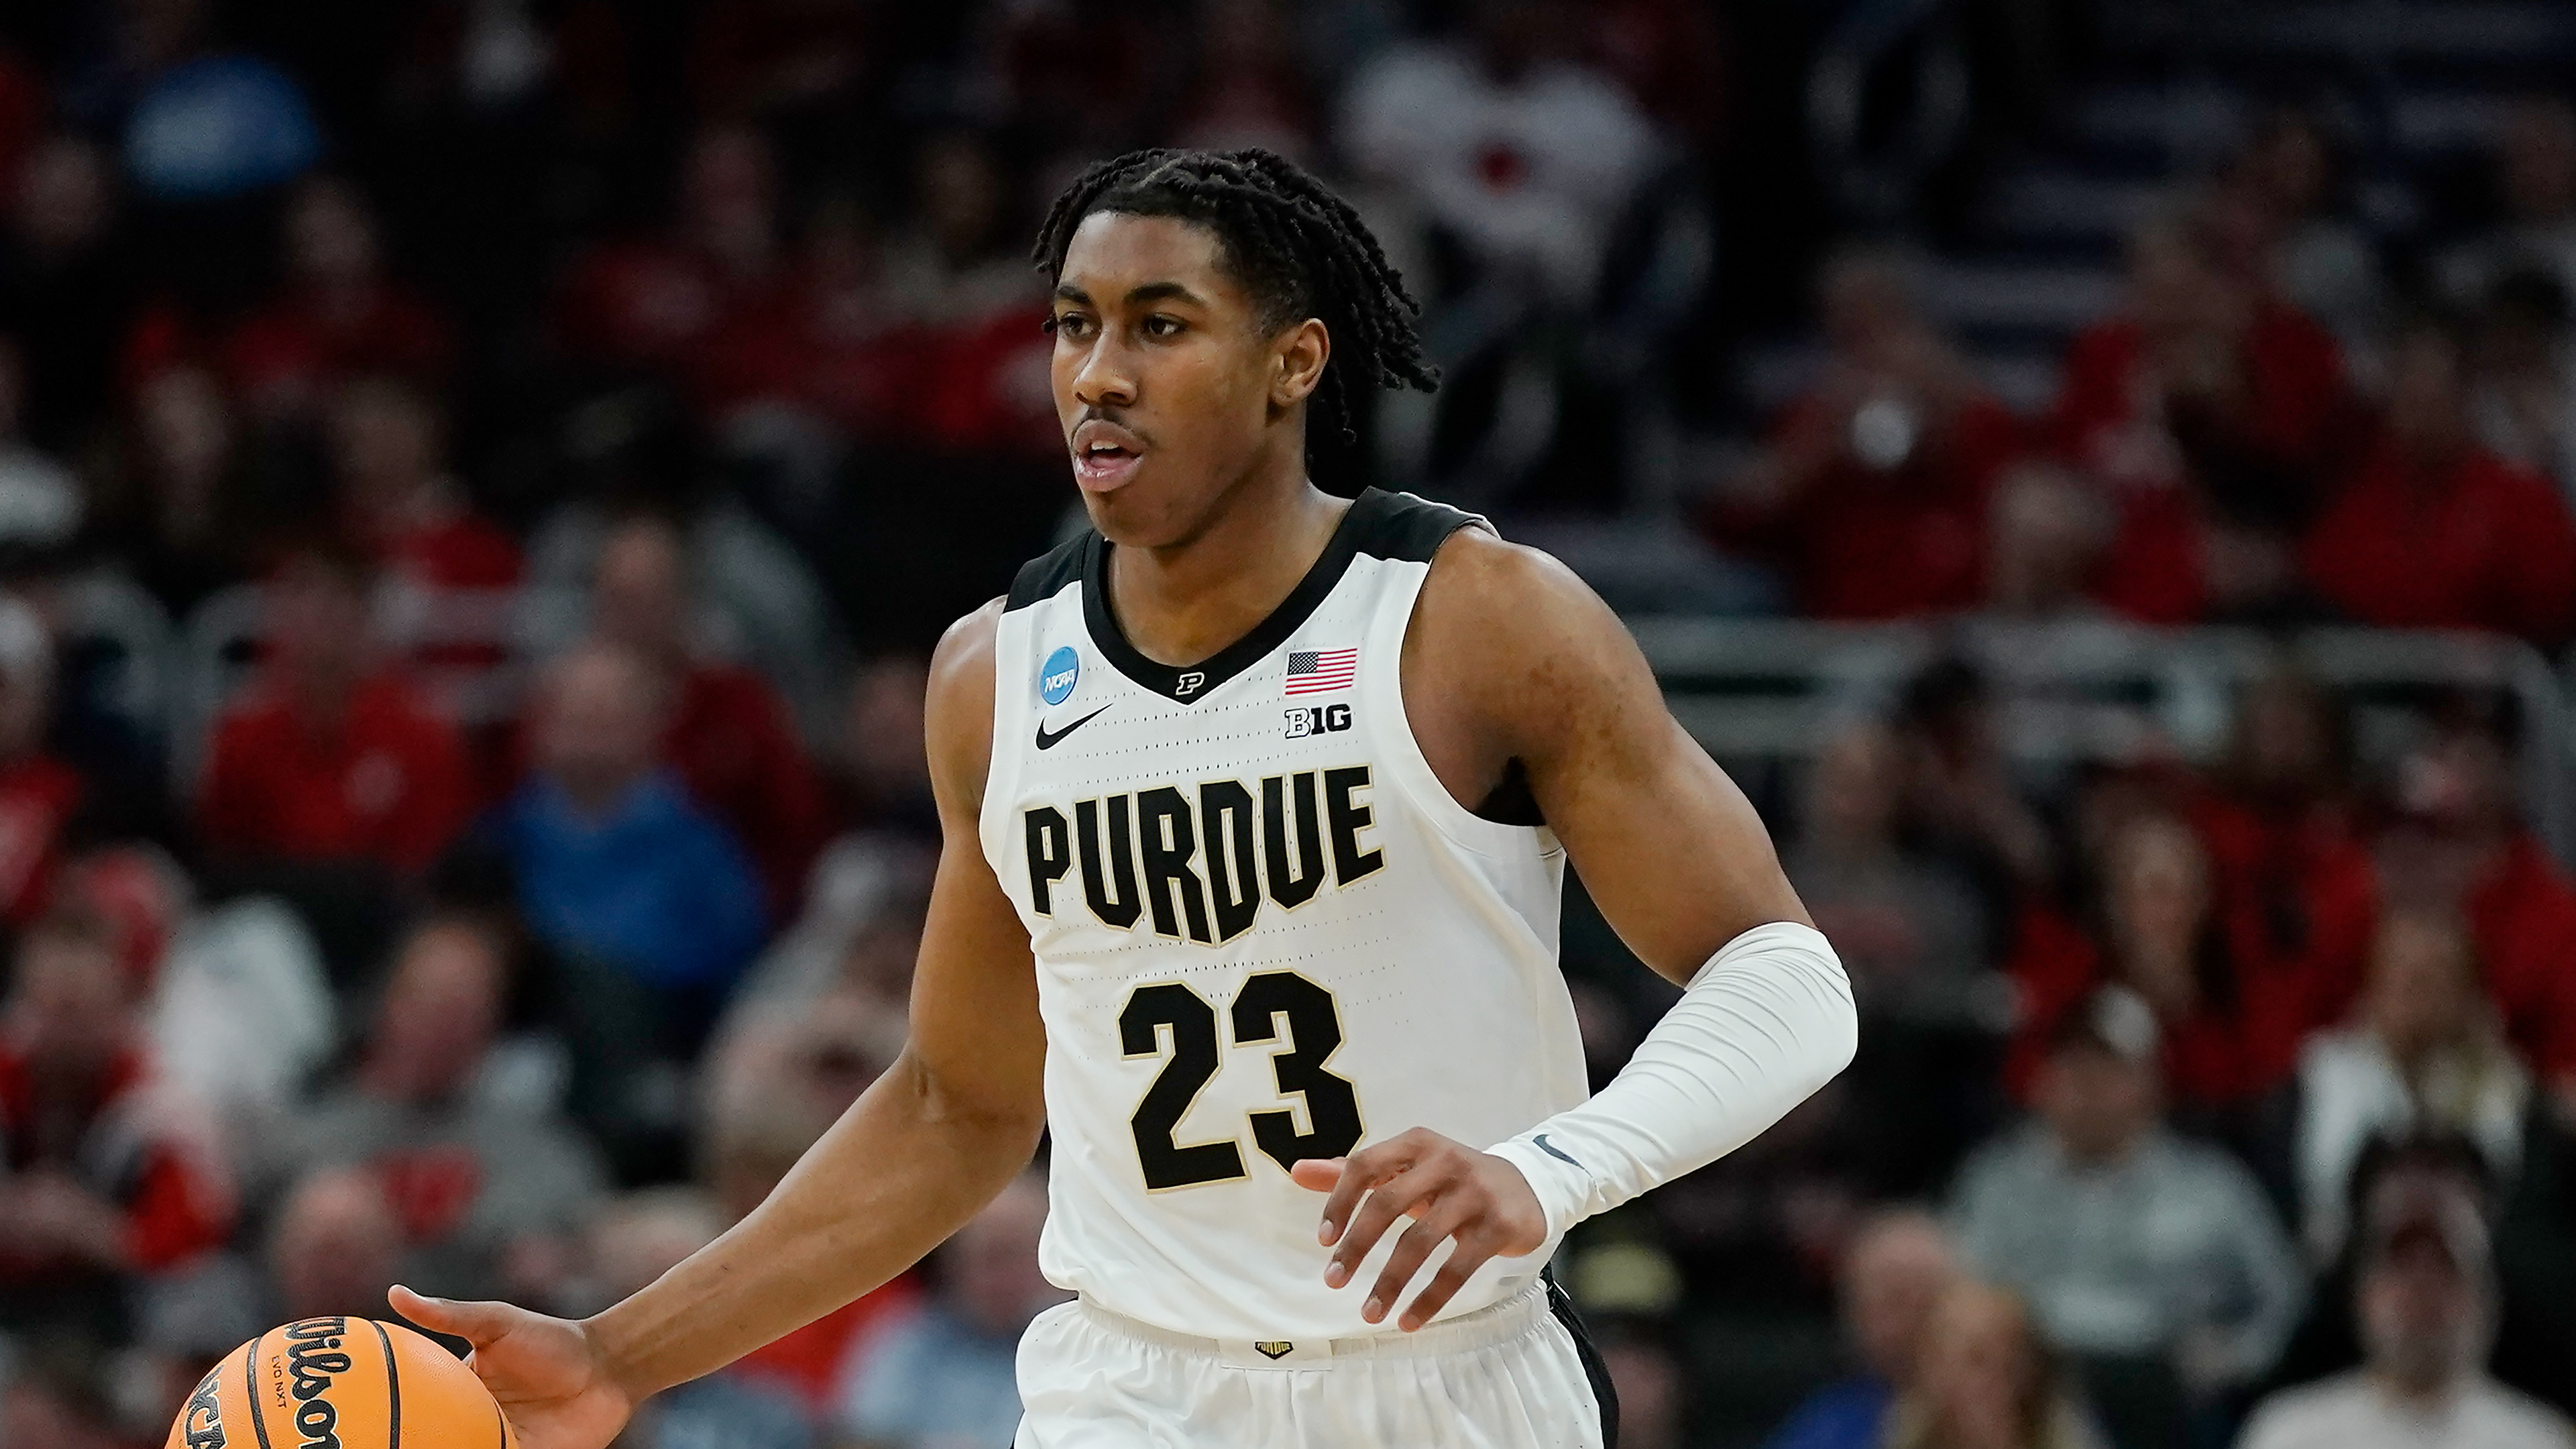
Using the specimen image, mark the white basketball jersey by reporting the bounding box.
[978,489,1585,1342]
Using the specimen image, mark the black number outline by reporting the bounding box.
[1231,971,1366,1173]
[1119,982,1248,1191]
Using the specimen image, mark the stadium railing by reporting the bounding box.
[1632,616,2575,865]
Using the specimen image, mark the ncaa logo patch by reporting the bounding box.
[1040,646,1080,706]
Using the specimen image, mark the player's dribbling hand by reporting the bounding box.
[390,1285,634,1449]
[1292,1128,1547,1333]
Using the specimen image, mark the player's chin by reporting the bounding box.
[1076,469,1185,546]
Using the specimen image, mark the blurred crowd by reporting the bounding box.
[1708,97,2576,641]
[0,0,2567,1447]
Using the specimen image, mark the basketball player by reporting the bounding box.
[398,149,1857,1448]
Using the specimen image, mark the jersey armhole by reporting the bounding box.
[1361,543,1563,861]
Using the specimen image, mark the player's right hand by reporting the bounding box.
[390,1285,634,1449]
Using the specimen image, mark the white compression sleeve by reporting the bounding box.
[1488,921,1858,1241]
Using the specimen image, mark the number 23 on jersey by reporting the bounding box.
[1120,971,1364,1190]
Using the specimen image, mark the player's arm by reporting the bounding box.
[1299,531,1857,1330]
[395,601,1047,1449]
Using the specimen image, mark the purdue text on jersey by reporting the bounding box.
[1022,767,1383,943]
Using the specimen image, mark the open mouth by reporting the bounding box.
[1071,424,1145,491]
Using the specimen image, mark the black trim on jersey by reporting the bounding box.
[1054,488,1477,704]
[1545,1266,1622,1449]
[1007,531,1090,611]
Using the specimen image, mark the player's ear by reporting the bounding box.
[1272,318,1329,408]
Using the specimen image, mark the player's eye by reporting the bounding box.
[1142,314,1185,339]
[1047,312,1094,339]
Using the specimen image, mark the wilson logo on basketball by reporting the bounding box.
[182,1367,226,1449]
[284,1318,352,1449]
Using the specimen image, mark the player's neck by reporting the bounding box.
[1107,474,1349,668]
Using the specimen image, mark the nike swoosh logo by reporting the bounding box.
[1534,1134,1582,1168]
[1035,706,1111,750]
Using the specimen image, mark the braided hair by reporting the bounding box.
[1032,148,1438,478]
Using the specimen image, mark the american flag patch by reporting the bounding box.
[1284,647,1359,694]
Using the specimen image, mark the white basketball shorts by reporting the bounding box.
[1012,1279,1618,1448]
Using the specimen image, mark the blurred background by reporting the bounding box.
[0,0,2573,1446]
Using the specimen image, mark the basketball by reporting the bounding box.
[165,1317,518,1449]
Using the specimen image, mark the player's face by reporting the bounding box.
[1048,212,1324,546]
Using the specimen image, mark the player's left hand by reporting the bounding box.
[1291,1128,1547,1332]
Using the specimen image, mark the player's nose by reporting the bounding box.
[1068,335,1139,409]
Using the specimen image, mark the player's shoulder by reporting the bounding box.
[1412,511,1620,669]
[923,597,1007,809]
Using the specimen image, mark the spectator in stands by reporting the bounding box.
[1953,987,2303,1432]
[738,657,937,1016]
[267,1165,405,1323]
[2294,910,2528,1258]
[2436,97,2576,313]
[490,642,767,1050]
[1762,1208,1960,1449]
[1983,462,2113,621]
[196,541,472,876]
[1892,657,2052,920]
[223,176,455,421]
[2055,214,2348,625]
[331,374,520,594]
[2191,669,2378,1032]
[866,129,1056,461]
[1341,0,1658,310]
[2221,104,2388,368]
[0,910,233,1339]
[1882,1281,2105,1449]
[82,0,321,207]
[0,136,130,449]
[576,1189,814,1449]
[0,1344,127,1449]
[1787,718,1994,1026]
[96,363,262,618]
[552,124,783,382]
[2239,1170,2573,1449]
[1712,247,2024,619]
[0,335,82,550]
[587,511,827,910]
[2465,268,2576,511]
[835,1171,1068,1449]
[1170,0,1324,162]
[283,915,606,1303]
[686,981,912,1415]
[2375,723,2576,1102]
[2303,317,2576,645]
[2008,813,2310,1120]
[0,595,82,925]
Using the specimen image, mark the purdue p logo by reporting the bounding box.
[1253,1340,1294,1360]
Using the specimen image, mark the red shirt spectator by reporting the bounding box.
[2051,221,2349,624]
[2302,441,2576,644]
[2049,304,2346,493]
[2005,814,2312,1109]
[0,594,81,927]
[666,662,829,910]
[197,548,471,875]
[331,375,522,590]
[552,126,784,382]
[221,177,455,418]
[199,673,471,875]
[2462,833,2576,1081]
[0,915,233,1283]
[1710,250,2025,618]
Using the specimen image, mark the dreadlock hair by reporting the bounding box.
[1031,148,1438,484]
